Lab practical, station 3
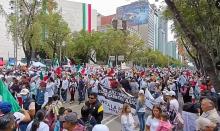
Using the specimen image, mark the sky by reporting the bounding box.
[67,0,174,41]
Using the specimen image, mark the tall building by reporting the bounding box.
[0,0,25,61]
[155,12,168,55]
[166,41,178,59]
[56,0,97,32]
[116,0,155,49]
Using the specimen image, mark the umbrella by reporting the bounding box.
[32,62,46,68]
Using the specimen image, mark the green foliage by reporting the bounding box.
[164,0,220,61]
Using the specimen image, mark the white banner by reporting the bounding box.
[98,85,160,115]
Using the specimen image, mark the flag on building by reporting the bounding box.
[82,3,92,32]
[0,80,20,112]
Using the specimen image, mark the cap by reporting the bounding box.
[92,124,109,131]
[20,88,29,95]
[0,102,12,114]
[162,89,169,96]
[168,91,176,96]
[60,112,78,124]
[138,90,144,94]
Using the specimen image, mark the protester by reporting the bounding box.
[78,105,97,131]
[61,112,85,131]
[26,110,49,131]
[0,113,16,131]
[146,105,162,131]
[35,81,48,112]
[136,90,146,131]
[121,103,136,131]
[61,76,69,103]
[85,92,103,124]
[196,98,220,130]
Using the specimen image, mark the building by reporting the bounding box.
[166,41,178,59]
[116,0,155,49]
[0,0,25,61]
[154,11,168,55]
[56,0,97,32]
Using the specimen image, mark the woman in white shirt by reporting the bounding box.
[121,103,135,131]
[146,105,162,131]
[26,109,49,131]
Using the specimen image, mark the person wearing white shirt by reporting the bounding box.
[168,91,179,112]
[26,110,49,131]
[61,77,69,102]
[146,105,162,131]
[46,77,55,103]
[121,104,135,131]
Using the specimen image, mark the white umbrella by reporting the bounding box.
[32,62,46,67]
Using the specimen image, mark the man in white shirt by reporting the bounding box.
[61,76,69,102]
[168,91,179,112]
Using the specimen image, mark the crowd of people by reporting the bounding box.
[0,65,220,131]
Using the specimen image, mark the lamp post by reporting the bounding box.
[59,42,66,65]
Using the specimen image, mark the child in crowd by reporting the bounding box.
[156,112,172,131]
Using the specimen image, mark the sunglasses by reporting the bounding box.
[89,97,95,99]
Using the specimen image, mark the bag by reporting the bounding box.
[79,116,94,131]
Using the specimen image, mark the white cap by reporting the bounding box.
[92,124,109,131]
[168,91,176,96]
[139,90,144,94]
[20,88,29,95]
[162,90,169,96]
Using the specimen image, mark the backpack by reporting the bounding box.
[78,116,94,131]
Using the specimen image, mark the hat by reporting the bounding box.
[20,88,29,95]
[138,90,144,94]
[162,90,169,96]
[92,124,109,131]
[168,91,176,96]
[60,112,78,124]
[0,102,12,114]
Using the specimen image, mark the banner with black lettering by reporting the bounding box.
[97,85,160,115]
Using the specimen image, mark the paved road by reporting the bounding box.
[61,90,140,131]
[63,101,126,131]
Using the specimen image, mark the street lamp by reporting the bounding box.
[59,42,66,65]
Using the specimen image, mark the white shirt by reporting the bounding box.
[146,115,160,131]
[170,99,179,111]
[26,121,49,131]
[121,113,135,131]
[46,82,55,97]
[61,79,69,90]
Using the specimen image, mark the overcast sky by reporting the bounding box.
[67,0,164,15]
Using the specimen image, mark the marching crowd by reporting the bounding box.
[0,65,220,131]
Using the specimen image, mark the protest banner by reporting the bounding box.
[98,85,159,115]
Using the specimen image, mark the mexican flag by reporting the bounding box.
[0,80,20,112]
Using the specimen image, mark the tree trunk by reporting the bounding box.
[165,0,220,92]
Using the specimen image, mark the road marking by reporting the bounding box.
[102,115,114,123]
[104,116,120,125]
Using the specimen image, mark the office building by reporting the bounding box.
[56,0,97,32]
[116,0,155,49]
[0,0,25,61]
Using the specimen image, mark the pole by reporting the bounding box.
[14,0,18,68]
[59,44,62,65]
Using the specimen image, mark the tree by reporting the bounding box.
[164,0,220,91]
[7,0,41,66]
[43,13,71,58]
